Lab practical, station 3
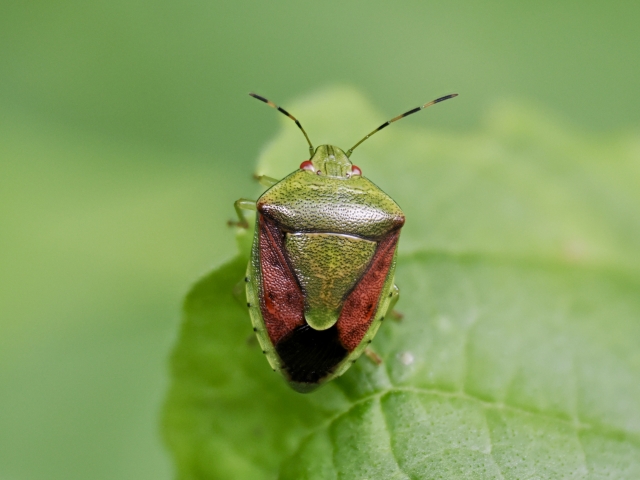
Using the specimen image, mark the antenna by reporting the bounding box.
[346,93,458,157]
[249,93,315,158]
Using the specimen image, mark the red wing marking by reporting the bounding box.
[258,214,305,345]
[336,230,400,351]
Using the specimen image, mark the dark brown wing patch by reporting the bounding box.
[275,324,348,388]
[336,230,400,351]
[258,214,305,345]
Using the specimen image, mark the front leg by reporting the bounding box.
[228,198,257,229]
[253,174,279,188]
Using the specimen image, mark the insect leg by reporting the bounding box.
[228,198,256,229]
[231,278,248,306]
[253,174,279,187]
[388,284,403,321]
[364,348,383,365]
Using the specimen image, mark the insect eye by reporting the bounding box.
[351,165,362,176]
[299,160,315,172]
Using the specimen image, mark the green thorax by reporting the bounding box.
[257,145,404,239]
[256,144,404,331]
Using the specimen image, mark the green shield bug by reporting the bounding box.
[232,92,458,393]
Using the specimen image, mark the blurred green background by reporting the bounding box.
[1,1,639,479]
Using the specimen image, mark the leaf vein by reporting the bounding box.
[378,393,414,480]
[293,385,640,463]
[482,407,507,480]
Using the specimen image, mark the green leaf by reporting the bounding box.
[163,87,640,479]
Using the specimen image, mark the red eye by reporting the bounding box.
[351,165,362,176]
[300,160,314,172]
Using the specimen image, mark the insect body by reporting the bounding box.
[234,92,457,392]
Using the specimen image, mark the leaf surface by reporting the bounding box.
[164,87,640,479]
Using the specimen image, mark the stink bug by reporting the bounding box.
[232,92,458,392]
